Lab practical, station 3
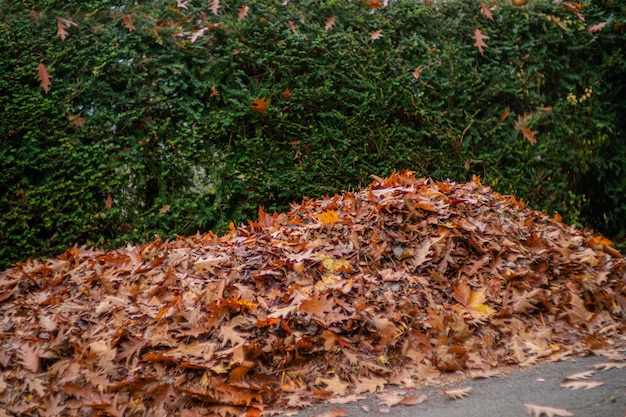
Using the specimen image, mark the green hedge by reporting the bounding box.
[1,0,625,269]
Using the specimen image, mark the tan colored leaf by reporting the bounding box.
[105,193,113,210]
[443,386,471,399]
[412,65,422,80]
[17,343,40,373]
[588,22,607,33]
[592,362,626,371]
[67,113,84,127]
[316,375,350,396]
[560,380,604,390]
[480,2,494,21]
[563,370,595,380]
[238,5,249,20]
[370,30,383,41]
[56,17,78,41]
[121,14,135,32]
[325,16,336,31]
[210,0,220,15]
[176,0,191,10]
[191,28,207,43]
[314,407,347,417]
[37,63,52,94]
[549,15,567,31]
[524,404,573,417]
[288,20,298,35]
[472,28,489,54]
[514,112,537,145]
[354,376,386,394]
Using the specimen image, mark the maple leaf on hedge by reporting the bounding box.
[472,29,489,54]
[251,97,269,113]
[37,63,52,94]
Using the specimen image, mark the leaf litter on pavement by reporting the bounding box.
[1,170,625,416]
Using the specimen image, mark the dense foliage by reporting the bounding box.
[1,0,625,269]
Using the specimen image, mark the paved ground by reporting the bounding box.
[291,355,626,417]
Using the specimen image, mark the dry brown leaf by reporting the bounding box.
[37,63,52,94]
[524,403,573,417]
[560,380,604,390]
[472,28,489,54]
[587,21,607,33]
[210,0,220,15]
[315,408,347,417]
[238,5,249,20]
[2,170,626,414]
[480,2,494,20]
[325,16,336,31]
[443,386,471,400]
[370,30,383,41]
[563,370,594,380]
[592,362,626,371]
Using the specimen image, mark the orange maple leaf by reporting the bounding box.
[37,63,52,94]
[251,97,269,113]
[472,28,489,54]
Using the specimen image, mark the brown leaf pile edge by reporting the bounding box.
[1,170,625,416]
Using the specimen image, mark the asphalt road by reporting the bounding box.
[290,355,626,417]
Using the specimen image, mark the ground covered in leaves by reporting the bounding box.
[1,171,625,417]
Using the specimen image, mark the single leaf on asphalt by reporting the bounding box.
[592,362,626,371]
[524,404,573,417]
[560,380,604,390]
[563,370,594,380]
[443,386,471,400]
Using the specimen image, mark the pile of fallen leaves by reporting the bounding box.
[1,171,625,416]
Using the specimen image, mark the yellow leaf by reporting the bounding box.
[317,210,339,224]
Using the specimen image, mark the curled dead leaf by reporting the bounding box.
[443,386,471,400]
